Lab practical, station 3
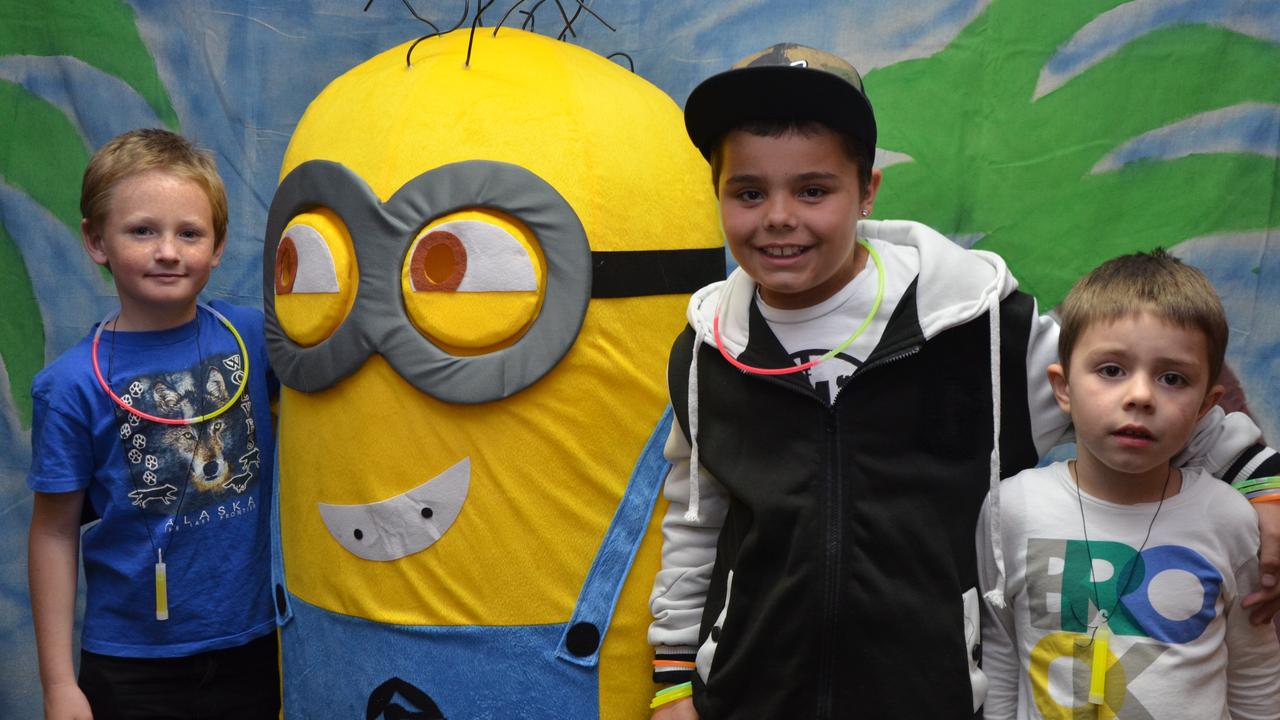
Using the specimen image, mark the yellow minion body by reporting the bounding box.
[270,28,721,719]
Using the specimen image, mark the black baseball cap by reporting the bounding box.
[684,43,877,160]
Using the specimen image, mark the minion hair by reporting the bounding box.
[393,0,444,34]
[1055,248,1229,384]
[504,0,629,71]
[494,0,613,38]
[606,51,634,72]
[465,1,497,66]
[370,0,625,69]
[388,1,470,67]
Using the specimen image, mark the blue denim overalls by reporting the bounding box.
[272,410,673,719]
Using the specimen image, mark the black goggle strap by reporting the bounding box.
[589,247,726,298]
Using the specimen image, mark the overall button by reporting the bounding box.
[565,622,601,657]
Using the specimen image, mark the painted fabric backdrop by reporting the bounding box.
[2,0,1277,716]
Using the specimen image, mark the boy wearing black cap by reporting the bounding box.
[646,44,1280,719]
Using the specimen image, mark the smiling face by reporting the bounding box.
[1048,310,1224,502]
[717,126,881,309]
[83,169,224,330]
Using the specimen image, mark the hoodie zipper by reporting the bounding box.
[816,407,840,720]
[821,346,921,719]
[740,346,920,719]
[854,345,921,378]
[712,335,922,717]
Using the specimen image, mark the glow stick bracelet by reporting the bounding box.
[650,682,693,709]
[1233,475,1280,490]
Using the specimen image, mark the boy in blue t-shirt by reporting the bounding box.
[27,129,279,719]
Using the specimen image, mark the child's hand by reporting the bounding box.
[652,697,699,720]
[43,680,92,720]
[1243,500,1280,624]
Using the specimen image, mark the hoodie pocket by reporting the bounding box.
[695,570,733,684]
[963,586,989,712]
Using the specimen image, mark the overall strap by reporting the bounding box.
[555,408,674,667]
[271,442,293,625]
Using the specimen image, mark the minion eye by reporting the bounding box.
[401,211,546,353]
[273,208,358,347]
[407,220,537,293]
[276,224,340,294]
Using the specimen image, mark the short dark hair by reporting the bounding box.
[1056,248,1228,383]
[707,119,874,193]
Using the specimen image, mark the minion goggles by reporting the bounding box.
[263,159,723,404]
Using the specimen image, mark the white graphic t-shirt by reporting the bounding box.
[758,237,920,403]
[978,462,1280,720]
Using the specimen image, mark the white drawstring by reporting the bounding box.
[685,323,705,523]
[982,288,1007,609]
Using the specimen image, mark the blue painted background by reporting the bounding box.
[2,1,1277,716]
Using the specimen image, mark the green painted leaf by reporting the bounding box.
[0,221,43,428]
[868,0,1280,309]
[0,0,178,128]
[0,80,89,233]
[982,153,1280,304]
[0,80,91,426]
[1,1,181,427]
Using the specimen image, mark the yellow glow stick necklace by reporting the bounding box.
[1072,461,1171,706]
[93,303,248,425]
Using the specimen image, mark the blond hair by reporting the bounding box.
[80,128,228,246]
[1056,248,1228,383]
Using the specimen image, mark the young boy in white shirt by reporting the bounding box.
[978,249,1280,719]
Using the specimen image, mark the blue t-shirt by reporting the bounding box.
[28,301,277,658]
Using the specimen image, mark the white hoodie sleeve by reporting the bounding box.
[1024,306,1069,458]
[976,493,1020,720]
[1225,554,1280,719]
[1174,406,1266,481]
[647,417,729,678]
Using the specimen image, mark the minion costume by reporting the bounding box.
[263,29,723,719]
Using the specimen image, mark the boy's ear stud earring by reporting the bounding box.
[860,209,869,217]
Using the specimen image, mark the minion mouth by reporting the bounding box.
[318,457,470,561]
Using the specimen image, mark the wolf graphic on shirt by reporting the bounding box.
[115,352,260,519]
